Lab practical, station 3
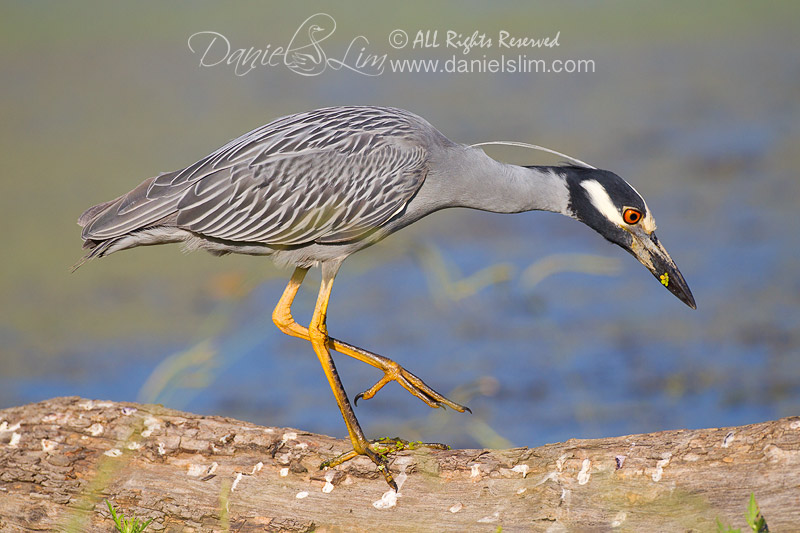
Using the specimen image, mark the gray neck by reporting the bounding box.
[431,145,572,215]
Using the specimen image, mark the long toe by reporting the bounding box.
[320,447,397,491]
[354,365,471,413]
[371,437,450,453]
[364,447,397,491]
[319,436,454,491]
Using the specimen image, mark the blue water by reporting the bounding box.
[5,181,798,449]
[2,3,799,452]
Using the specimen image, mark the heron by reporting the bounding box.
[76,105,696,489]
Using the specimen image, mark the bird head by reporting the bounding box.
[562,167,696,309]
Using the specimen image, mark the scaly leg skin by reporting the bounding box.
[305,262,397,489]
[271,266,464,489]
[272,268,470,413]
[337,340,470,413]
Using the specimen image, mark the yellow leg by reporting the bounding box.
[305,263,398,489]
[271,266,467,489]
[272,268,468,413]
[272,267,310,339]
[332,338,469,413]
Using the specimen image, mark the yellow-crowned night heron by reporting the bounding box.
[76,105,696,489]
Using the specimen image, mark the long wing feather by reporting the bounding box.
[80,106,433,246]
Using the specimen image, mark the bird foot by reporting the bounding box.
[353,360,471,413]
[319,437,450,490]
[370,436,450,455]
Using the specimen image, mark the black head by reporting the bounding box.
[564,168,652,246]
[544,166,696,309]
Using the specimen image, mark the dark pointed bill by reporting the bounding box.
[628,230,697,309]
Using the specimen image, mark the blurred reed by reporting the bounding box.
[134,242,623,448]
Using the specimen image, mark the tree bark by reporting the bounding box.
[0,397,797,532]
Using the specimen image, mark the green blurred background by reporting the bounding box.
[1,1,799,449]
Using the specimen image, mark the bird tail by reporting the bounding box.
[70,238,119,272]
[72,196,124,271]
[73,174,182,271]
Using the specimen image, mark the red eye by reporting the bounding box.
[623,208,642,225]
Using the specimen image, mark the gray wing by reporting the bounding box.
[81,106,432,246]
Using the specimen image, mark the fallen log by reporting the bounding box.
[0,397,797,531]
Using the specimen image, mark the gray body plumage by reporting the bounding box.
[78,106,571,269]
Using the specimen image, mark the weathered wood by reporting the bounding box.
[0,397,797,532]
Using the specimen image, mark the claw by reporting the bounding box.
[365,448,397,491]
[320,446,399,490]
[329,336,471,413]
[353,361,471,413]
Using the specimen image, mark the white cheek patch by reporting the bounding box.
[581,178,658,233]
[581,180,624,225]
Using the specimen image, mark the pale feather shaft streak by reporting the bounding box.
[80,106,435,249]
